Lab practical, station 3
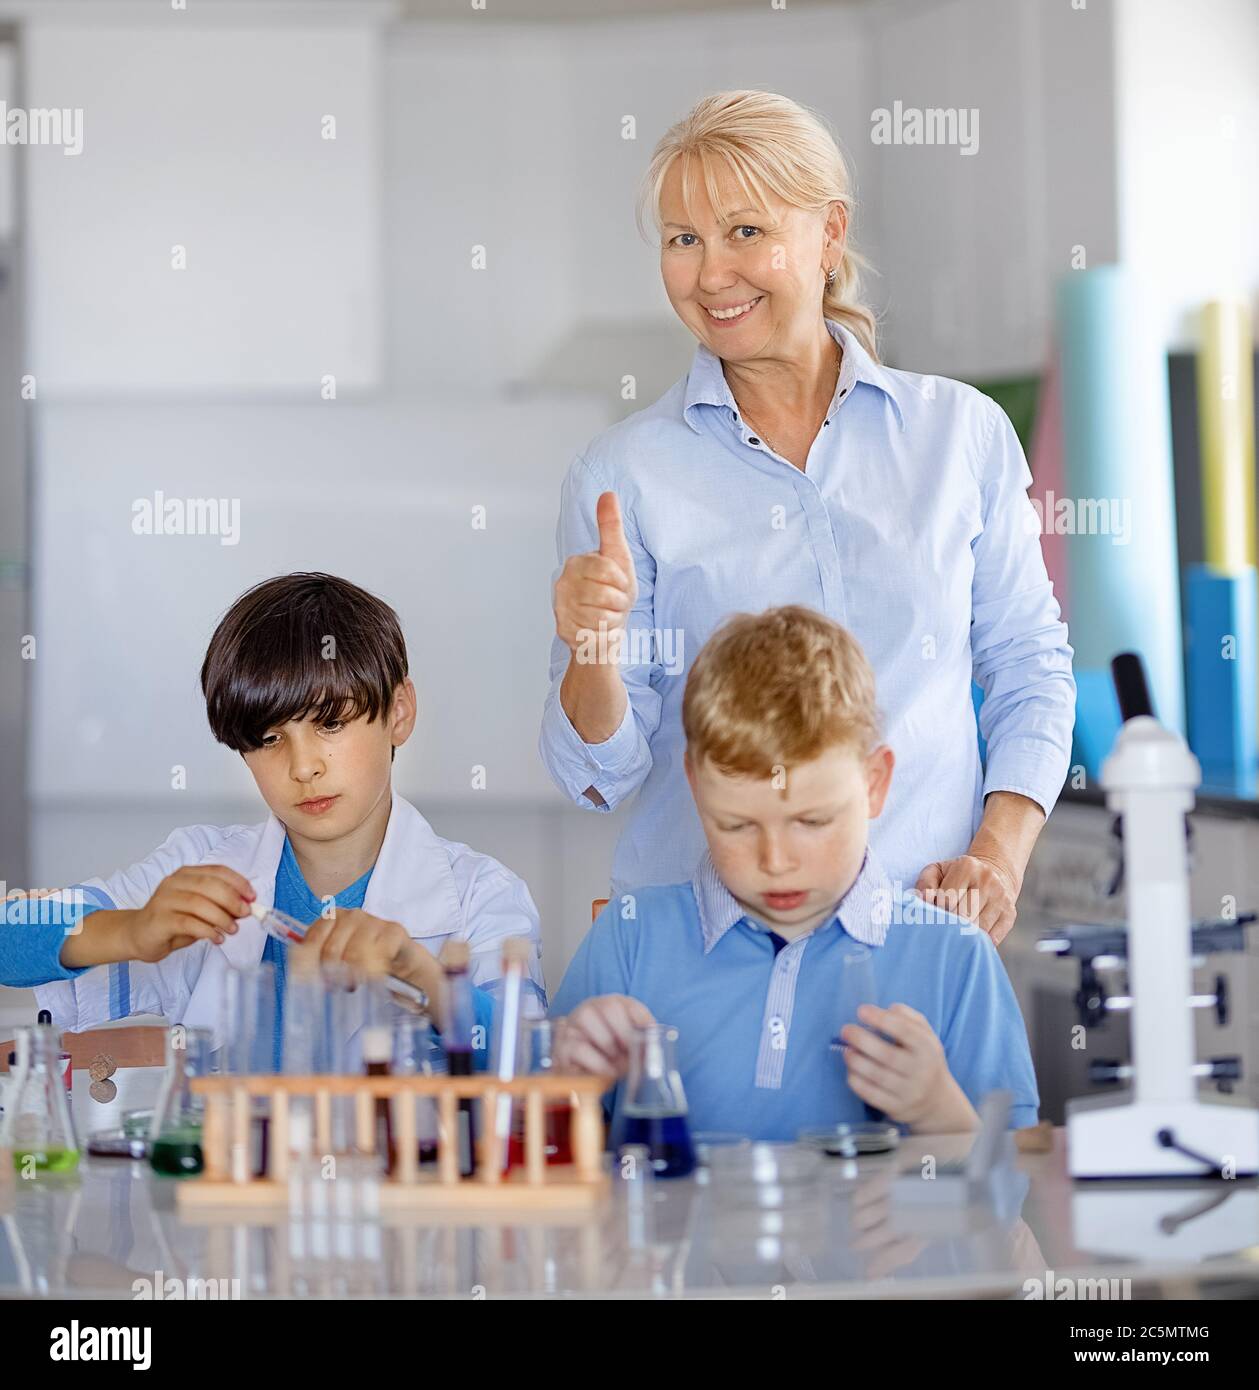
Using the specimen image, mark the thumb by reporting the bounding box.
[914,862,944,893]
[595,491,631,564]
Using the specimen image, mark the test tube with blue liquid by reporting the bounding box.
[619,1023,696,1178]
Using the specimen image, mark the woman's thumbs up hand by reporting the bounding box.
[554,490,639,658]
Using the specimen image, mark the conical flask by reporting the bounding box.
[620,1023,695,1178]
[148,1026,215,1177]
[1,1024,79,1176]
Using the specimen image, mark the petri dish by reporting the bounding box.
[798,1122,900,1157]
[122,1108,155,1139]
[704,1140,823,1208]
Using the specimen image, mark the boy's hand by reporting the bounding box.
[553,994,655,1078]
[295,908,441,1000]
[66,865,256,967]
[840,1003,979,1133]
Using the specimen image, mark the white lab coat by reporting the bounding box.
[35,792,544,1048]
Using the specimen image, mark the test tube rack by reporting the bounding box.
[176,1072,610,1211]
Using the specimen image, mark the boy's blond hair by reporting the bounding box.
[682,606,881,775]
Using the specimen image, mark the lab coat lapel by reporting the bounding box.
[362,792,463,940]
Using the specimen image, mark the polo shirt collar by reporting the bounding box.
[681,317,907,436]
[690,844,893,955]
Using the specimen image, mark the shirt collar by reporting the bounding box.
[681,317,907,436]
[690,844,893,955]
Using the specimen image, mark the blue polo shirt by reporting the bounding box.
[550,848,1039,1140]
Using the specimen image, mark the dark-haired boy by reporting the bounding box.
[2,573,544,1061]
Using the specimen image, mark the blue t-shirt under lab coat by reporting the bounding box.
[265,838,493,1071]
[550,848,1040,1141]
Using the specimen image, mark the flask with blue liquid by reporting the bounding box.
[619,1023,696,1178]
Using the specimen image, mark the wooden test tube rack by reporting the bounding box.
[176,1072,610,1211]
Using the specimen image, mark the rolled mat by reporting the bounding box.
[1196,298,1256,572]
[1057,265,1185,752]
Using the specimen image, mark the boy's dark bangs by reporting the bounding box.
[209,640,389,752]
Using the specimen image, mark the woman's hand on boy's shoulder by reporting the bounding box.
[553,994,654,1079]
[913,852,1019,944]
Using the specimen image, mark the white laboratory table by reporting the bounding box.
[3,1129,1259,1299]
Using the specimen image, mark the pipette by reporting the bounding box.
[247,902,430,1013]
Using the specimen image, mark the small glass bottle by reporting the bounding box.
[2,1024,80,1175]
[619,1024,696,1179]
[149,1027,215,1178]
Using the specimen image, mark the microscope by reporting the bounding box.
[1039,654,1259,1180]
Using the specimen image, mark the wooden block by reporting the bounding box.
[355,1091,373,1154]
[230,1085,250,1185]
[479,1091,501,1185]
[0,1024,166,1073]
[395,1095,418,1184]
[269,1091,289,1184]
[437,1092,458,1185]
[525,1090,544,1184]
[202,1093,228,1181]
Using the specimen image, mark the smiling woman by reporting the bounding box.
[539,89,1076,944]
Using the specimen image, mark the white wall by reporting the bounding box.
[23,22,382,393]
[864,0,1120,376]
[1114,0,1259,346]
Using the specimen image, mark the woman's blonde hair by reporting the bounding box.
[637,89,880,361]
[682,606,883,777]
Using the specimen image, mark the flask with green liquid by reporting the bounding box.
[149,1026,215,1178]
[2,1024,80,1175]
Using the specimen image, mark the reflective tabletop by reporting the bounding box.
[3,1131,1259,1299]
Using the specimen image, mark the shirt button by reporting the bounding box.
[749,437,759,445]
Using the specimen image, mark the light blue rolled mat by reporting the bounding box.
[1057,266,1186,761]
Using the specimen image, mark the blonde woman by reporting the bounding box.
[540,90,1074,944]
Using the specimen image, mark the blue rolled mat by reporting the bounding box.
[1057,267,1185,746]
[1185,563,1258,788]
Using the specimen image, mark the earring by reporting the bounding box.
[824,265,838,288]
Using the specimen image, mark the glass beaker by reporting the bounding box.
[2,1025,80,1175]
[619,1024,695,1179]
[149,1026,215,1178]
[506,1018,573,1170]
[832,941,878,1051]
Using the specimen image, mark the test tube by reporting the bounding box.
[222,962,277,1178]
[506,1019,573,1170]
[491,937,532,1170]
[440,941,477,1177]
[833,942,878,1051]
